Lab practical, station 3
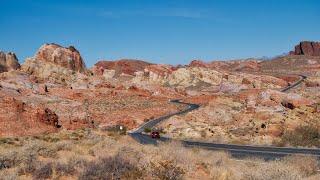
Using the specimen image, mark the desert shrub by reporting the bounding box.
[40,135,60,143]
[55,162,76,176]
[0,138,16,145]
[151,160,185,180]
[54,140,73,151]
[20,140,59,158]
[144,127,152,133]
[16,154,38,175]
[241,156,319,180]
[32,163,53,179]
[0,168,19,180]
[79,154,143,180]
[209,168,234,180]
[69,156,88,167]
[104,125,127,135]
[0,150,37,171]
[243,161,302,180]
[282,155,319,177]
[281,125,320,147]
[0,151,19,169]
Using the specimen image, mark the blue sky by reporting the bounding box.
[0,0,319,67]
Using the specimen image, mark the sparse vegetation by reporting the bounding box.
[0,129,319,179]
[32,162,53,179]
[79,154,143,180]
[151,160,185,180]
[280,125,320,147]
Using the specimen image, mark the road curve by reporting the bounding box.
[281,74,307,92]
[129,74,320,160]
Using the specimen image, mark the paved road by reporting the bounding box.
[129,74,320,160]
[281,75,307,92]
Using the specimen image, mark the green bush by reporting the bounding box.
[144,127,152,133]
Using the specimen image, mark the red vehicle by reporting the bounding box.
[151,131,160,139]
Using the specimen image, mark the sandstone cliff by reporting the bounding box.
[0,51,20,73]
[290,41,320,56]
[35,43,86,72]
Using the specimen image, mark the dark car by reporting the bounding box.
[151,131,160,139]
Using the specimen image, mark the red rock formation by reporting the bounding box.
[0,96,60,137]
[35,43,86,72]
[37,108,60,128]
[144,64,175,76]
[189,60,208,68]
[291,41,320,56]
[94,59,152,76]
[0,51,20,73]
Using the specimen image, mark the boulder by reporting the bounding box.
[35,43,86,72]
[0,51,20,73]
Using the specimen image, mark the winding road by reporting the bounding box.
[129,75,320,160]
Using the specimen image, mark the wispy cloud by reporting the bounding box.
[97,8,208,19]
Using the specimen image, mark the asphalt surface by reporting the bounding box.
[129,74,320,160]
[281,75,307,92]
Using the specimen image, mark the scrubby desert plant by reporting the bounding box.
[0,168,19,180]
[32,163,53,179]
[55,162,76,176]
[281,125,320,147]
[0,151,19,169]
[151,160,185,180]
[243,161,302,180]
[79,154,143,180]
[282,155,319,177]
[0,150,37,171]
[144,127,152,133]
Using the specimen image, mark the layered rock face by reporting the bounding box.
[22,57,78,84]
[0,51,20,73]
[21,43,87,84]
[189,60,208,68]
[188,59,261,72]
[290,41,320,56]
[35,43,86,72]
[93,59,152,76]
[158,89,317,145]
[134,66,286,92]
[133,66,223,88]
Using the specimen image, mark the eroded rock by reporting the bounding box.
[290,41,320,56]
[35,43,86,72]
[0,51,20,73]
[37,108,60,128]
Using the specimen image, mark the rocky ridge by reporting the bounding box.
[93,59,152,76]
[290,41,320,56]
[0,51,20,73]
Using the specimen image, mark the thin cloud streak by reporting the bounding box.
[97,8,208,19]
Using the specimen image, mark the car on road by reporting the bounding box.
[151,131,160,138]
